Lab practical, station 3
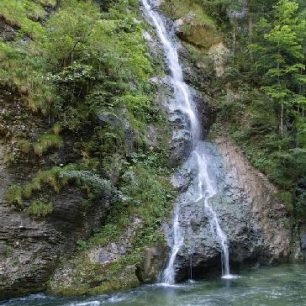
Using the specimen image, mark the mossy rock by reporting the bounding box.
[161,0,221,50]
[48,255,140,296]
[177,22,221,50]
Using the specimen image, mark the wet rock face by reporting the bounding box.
[151,76,192,166]
[300,233,306,251]
[300,233,306,262]
[0,192,111,299]
[165,140,291,281]
[152,74,214,167]
[169,110,193,166]
[136,244,168,283]
[0,141,112,299]
[216,137,291,261]
[0,91,113,299]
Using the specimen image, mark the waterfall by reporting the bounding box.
[141,0,200,144]
[141,0,232,284]
[193,151,230,277]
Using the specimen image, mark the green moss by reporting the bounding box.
[52,122,62,135]
[277,192,293,213]
[5,163,114,218]
[22,184,33,199]
[34,168,61,192]
[161,0,215,26]
[160,0,220,49]
[48,254,140,296]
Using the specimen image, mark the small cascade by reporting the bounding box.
[161,205,184,284]
[141,0,232,283]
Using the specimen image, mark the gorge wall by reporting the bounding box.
[0,0,302,299]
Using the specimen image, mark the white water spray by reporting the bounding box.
[141,0,231,283]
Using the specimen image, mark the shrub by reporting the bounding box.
[59,170,113,196]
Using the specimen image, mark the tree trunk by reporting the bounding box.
[233,17,237,57]
[247,0,253,43]
[280,103,284,135]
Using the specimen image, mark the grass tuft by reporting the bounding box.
[27,201,53,217]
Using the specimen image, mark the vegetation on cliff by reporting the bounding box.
[0,0,305,299]
[212,0,306,219]
[0,0,173,296]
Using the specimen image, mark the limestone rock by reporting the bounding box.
[136,244,168,283]
[165,139,291,281]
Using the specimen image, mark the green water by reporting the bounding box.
[2,264,306,306]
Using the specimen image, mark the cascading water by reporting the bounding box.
[141,0,232,283]
[193,150,230,277]
[141,0,200,144]
[161,204,184,284]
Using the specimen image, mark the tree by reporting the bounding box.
[250,0,306,135]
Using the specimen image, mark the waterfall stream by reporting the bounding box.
[141,0,232,284]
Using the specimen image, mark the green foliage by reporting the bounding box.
[33,134,63,157]
[0,40,59,115]
[277,191,294,212]
[213,0,306,219]
[4,164,114,218]
[76,240,88,251]
[120,165,172,221]
[89,163,174,249]
[52,122,62,135]
[17,139,31,154]
[42,0,101,68]
[161,0,215,26]
[33,167,62,192]
[5,185,23,208]
[59,170,113,197]
[249,0,305,133]
[2,0,173,288]
[295,186,306,217]
[27,201,53,217]
[0,0,47,38]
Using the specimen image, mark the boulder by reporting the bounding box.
[136,244,168,283]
